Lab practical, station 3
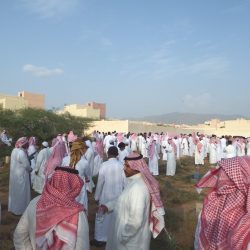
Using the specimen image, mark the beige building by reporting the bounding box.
[58,104,101,119]
[195,118,250,137]
[18,91,45,109]
[0,93,27,110]
[0,91,45,110]
[58,102,106,119]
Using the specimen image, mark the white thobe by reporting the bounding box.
[93,154,103,177]
[32,147,51,194]
[105,173,151,250]
[85,148,95,190]
[161,140,168,161]
[236,143,246,156]
[166,144,176,176]
[118,148,129,163]
[13,196,89,250]
[247,142,250,156]
[224,145,236,159]
[138,135,143,153]
[103,135,112,154]
[94,158,126,242]
[195,145,204,165]
[220,138,227,158]
[130,139,137,152]
[28,145,37,184]
[174,139,180,159]
[209,143,217,164]
[181,138,189,156]
[148,144,159,176]
[141,137,148,158]
[188,137,195,156]
[8,148,31,215]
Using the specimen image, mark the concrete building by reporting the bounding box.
[60,104,100,119]
[0,93,27,110]
[0,91,45,110]
[87,102,106,119]
[58,102,106,119]
[18,91,45,109]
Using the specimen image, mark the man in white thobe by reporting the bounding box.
[195,138,204,166]
[247,138,250,156]
[8,137,31,215]
[181,136,189,156]
[220,136,227,158]
[85,140,95,191]
[0,130,12,146]
[166,138,177,176]
[141,134,148,158]
[208,138,217,165]
[224,140,236,159]
[148,140,159,176]
[32,141,51,194]
[103,153,165,250]
[91,146,126,247]
[118,142,129,163]
[13,167,89,250]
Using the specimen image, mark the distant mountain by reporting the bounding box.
[135,112,247,125]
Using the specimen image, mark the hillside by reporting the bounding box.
[137,112,246,125]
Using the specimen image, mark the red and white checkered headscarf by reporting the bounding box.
[196,156,250,250]
[15,137,29,148]
[36,167,84,250]
[125,153,165,238]
[117,133,124,143]
[28,136,36,146]
[67,131,77,143]
[44,141,67,179]
[148,140,156,160]
[95,139,104,159]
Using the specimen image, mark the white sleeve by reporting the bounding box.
[119,187,147,244]
[13,206,33,250]
[94,167,105,201]
[17,150,31,172]
[194,212,201,250]
[75,212,90,250]
[34,151,43,171]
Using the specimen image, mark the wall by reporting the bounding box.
[63,104,100,119]
[85,120,129,134]
[86,120,199,135]
[18,91,45,109]
[85,119,250,137]
[198,119,250,137]
[88,102,106,119]
[0,94,27,110]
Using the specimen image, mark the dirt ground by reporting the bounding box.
[0,156,209,250]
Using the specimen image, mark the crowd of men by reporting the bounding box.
[3,129,250,249]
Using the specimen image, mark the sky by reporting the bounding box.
[0,0,250,119]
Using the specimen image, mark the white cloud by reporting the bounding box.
[23,64,64,77]
[184,57,229,75]
[20,0,80,18]
[183,92,212,111]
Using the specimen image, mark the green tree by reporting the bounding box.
[0,108,93,151]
